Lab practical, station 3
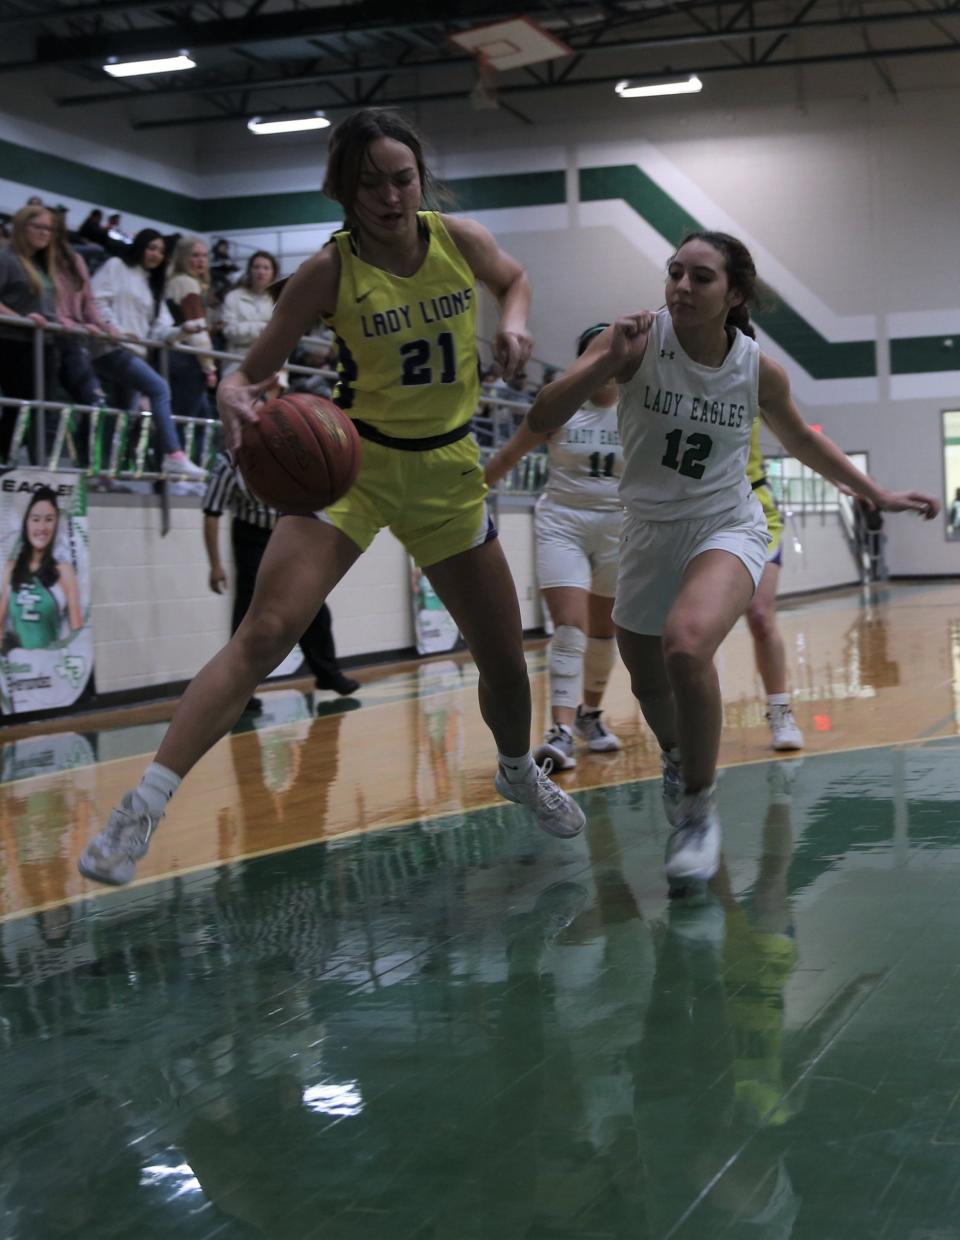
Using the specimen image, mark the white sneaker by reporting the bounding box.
[534,723,576,770]
[162,452,207,480]
[660,747,683,826]
[495,761,586,838]
[664,785,721,888]
[573,706,621,752]
[77,792,160,886]
[767,703,804,751]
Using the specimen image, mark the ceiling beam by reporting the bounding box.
[130,37,960,129]
[51,1,960,105]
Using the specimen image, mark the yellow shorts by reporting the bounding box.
[321,433,492,568]
[754,483,784,563]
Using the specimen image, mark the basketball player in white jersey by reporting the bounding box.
[485,324,623,770]
[526,231,939,892]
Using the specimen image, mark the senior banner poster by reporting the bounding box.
[0,470,94,715]
[410,559,461,656]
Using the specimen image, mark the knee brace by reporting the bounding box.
[584,636,617,696]
[548,624,587,708]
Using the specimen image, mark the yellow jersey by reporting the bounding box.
[323,212,480,439]
[746,415,765,486]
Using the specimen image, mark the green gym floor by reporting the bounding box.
[4,727,960,1238]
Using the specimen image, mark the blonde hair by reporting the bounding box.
[10,206,56,297]
[167,234,210,292]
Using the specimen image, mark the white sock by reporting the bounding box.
[767,693,790,707]
[131,762,181,820]
[498,751,537,783]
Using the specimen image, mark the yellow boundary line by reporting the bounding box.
[3,728,957,927]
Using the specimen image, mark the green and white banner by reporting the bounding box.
[0,470,94,715]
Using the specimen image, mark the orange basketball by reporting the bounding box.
[236,393,361,515]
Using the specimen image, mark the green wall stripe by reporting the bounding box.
[0,136,202,230]
[6,134,959,379]
[580,164,876,381]
[891,336,960,375]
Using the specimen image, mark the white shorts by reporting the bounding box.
[613,494,768,635]
[535,495,623,598]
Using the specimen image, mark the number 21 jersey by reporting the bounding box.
[617,307,759,520]
[323,211,480,440]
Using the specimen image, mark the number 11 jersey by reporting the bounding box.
[617,306,759,520]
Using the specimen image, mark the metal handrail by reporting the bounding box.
[0,313,542,483]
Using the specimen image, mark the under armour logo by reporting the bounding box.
[660,349,675,359]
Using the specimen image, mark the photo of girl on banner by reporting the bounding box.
[0,473,93,715]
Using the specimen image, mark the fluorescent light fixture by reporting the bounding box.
[104,54,196,78]
[247,113,332,135]
[615,75,702,98]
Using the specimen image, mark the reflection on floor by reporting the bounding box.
[3,581,960,1237]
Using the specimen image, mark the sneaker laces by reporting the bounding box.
[536,763,570,812]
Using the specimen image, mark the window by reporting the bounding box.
[941,410,960,541]
[766,451,868,513]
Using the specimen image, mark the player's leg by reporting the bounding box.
[425,539,585,839]
[537,584,589,769]
[78,518,363,885]
[657,549,756,888]
[574,590,622,753]
[746,562,803,751]
[615,628,683,825]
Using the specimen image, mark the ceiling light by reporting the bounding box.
[247,113,331,135]
[615,75,702,98]
[103,54,196,78]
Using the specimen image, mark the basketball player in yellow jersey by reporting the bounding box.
[745,419,804,751]
[78,107,585,888]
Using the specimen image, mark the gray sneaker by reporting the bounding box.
[534,723,576,770]
[77,792,160,886]
[661,747,683,826]
[664,785,721,890]
[573,706,621,752]
[495,760,586,839]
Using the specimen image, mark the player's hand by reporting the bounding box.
[216,371,278,454]
[209,566,227,593]
[876,489,940,519]
[608,311,654,368]
[493,326,533,380]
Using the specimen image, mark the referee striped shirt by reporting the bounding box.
[202,452,277,529]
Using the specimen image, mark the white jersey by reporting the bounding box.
[545,400,623,511]
[618,307,759,520]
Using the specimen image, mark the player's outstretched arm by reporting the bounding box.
[483,420,549,488]
[760,355,940,518]
[527,314,651,435]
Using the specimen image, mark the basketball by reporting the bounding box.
[236,393,361,515]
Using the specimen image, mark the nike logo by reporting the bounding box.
[461,467,476,476]
[356,290,373,303]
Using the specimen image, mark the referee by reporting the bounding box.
[203,452,359,712]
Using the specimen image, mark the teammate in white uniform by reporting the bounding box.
[526,231,939,891]
[485,324,623,770]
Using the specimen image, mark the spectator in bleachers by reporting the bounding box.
[0,205,57,457]
[50,210,112,409]
[105,213,132,254]
[165,234,218,422]
[220,251,280,380]
[78,209,109,249]
[210,237,240,302]
[91,228,205,478]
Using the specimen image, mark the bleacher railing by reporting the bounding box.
[1,313,546,491]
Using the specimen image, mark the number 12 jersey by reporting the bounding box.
[617,306,759,520]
